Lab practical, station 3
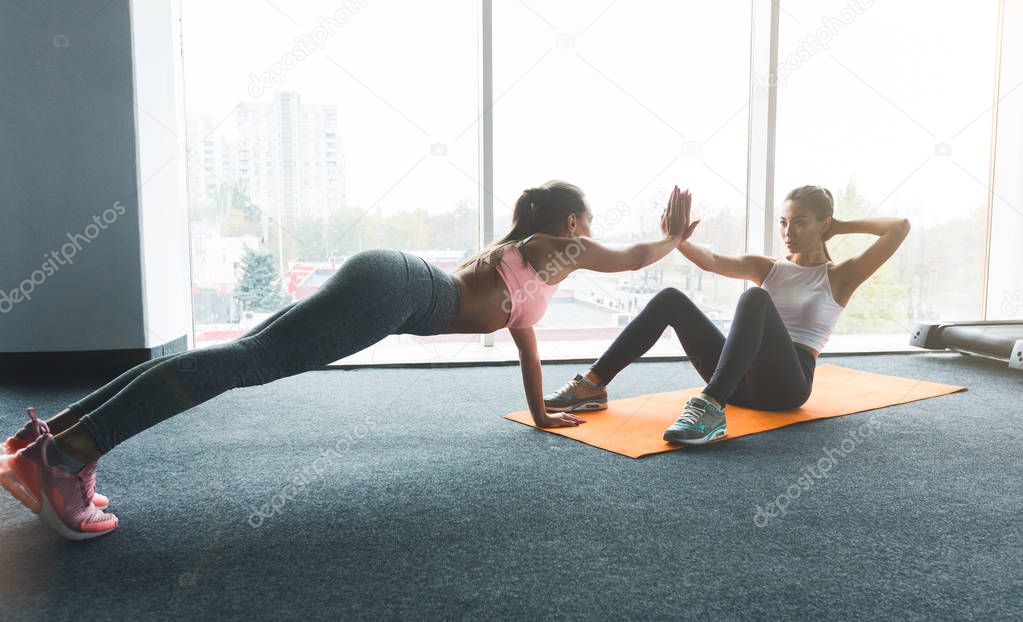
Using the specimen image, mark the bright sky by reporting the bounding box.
[181,0,999,239]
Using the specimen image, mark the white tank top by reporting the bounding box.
[760,257,845,353]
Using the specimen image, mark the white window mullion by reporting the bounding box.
[480,0,495,348]
[746,0,781,261]
[981,0,1006,321]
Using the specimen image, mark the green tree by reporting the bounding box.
[230,179,261,222]
[213,185,231,217]
[235,248,290,311]
[221,206,262,237]
[287,199,479,262]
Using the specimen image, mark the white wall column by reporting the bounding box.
[0,0,191,375]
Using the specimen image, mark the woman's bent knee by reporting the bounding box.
[740,286,770,302]
[651,287,693,309]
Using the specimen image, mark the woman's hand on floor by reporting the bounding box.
[536,413,587,428]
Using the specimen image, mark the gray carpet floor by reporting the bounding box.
[1,351,1020,621]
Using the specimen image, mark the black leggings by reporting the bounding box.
[590,287,816,411]
[75,249,460,453]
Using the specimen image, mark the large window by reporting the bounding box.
[775,0,999,346]
[182,1,480,362]
[988,0,1023,321]
[492,1,752,359]
[180,1,1008,363]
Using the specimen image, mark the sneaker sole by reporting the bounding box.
[0,454,41,513]
[545,400,608,413]
[663,426,727,445]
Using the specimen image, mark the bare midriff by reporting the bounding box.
[445,241,566,335]
[445,262,513,334]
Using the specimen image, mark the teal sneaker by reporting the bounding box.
[663,396,727,445]
[543,374,608,413]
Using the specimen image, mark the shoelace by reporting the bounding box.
[676,401,708,426]
[32,407,99,506]
[556,379,581,397]
[557,376,599,398]
[78,463,97,504]
[24,406,48,439]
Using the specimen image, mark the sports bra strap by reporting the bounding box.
[515,233,537,248]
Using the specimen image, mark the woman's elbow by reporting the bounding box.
[895,219,911,237]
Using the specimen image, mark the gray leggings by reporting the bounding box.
[77,250,460,453]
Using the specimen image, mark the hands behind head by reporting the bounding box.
[821,217,839,242]
[661,185,700,241]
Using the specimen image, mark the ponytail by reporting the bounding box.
[455,180,587,273]
[821,188,834,262]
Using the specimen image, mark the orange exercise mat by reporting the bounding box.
[505,364,967,458]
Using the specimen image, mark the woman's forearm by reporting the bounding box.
[676,240,714,270]
[832,217,910,236]
[635,234,685,270]
[518,354,548,424]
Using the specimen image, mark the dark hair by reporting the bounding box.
[784,185,835,262]
[455,180,588,273]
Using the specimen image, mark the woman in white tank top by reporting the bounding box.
[544,185,911,446]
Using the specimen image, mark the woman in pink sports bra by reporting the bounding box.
[1,178,698,540]
[448,181,699,428]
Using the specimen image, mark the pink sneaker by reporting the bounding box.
[3,407,110,509]
[0,433,118,540]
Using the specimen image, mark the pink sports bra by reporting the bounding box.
[494,234,559,329]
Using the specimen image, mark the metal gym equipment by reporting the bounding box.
[910,320,1023,370]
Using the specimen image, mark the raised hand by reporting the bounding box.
[821,217,841,242]
[661,185,700,241]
